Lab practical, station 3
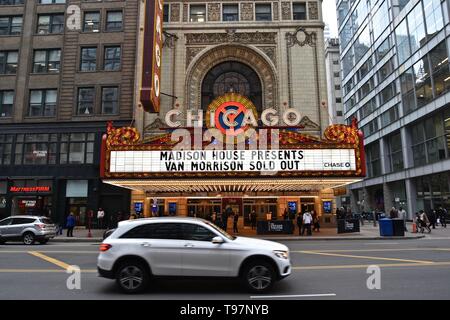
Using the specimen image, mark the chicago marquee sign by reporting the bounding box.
[140,0,164,112]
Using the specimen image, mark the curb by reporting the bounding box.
[50,235,425,243]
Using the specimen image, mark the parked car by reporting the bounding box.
[0,216,56,245]
[97,217,291,294]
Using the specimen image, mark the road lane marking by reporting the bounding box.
[292,261,450,270]
[0,251,97,254]
[250,293,336,299]
[0,269,97,273]
[296,251,434,264]
[292,248,450,253]
[28,251,72,270]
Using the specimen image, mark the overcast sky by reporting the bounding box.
[322,0,339,38]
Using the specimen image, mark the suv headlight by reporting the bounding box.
[273,250,289,259]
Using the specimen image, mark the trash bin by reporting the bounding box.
[379,218,393,236]
[392,219,405,236]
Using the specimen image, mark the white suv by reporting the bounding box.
[97,217,291,293]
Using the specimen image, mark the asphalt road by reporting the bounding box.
[0,238,450,300]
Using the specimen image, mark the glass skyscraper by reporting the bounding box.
[337,0,450,217]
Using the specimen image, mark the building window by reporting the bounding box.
[359,97,377,119]
[362,118,379,138]
[80,47,97,71]
[83,12,100,32]
[104,46,121,71]
[190,4,206,22]
[375,36,391,62]
[336,111,343,117]
[60,133,95,164]
[0,134,13,165]
[334,72,340,78]
[424,0,443,38]
[163,4,169,23]
[0,51,18,74]
[380,105,399,127]
[33,49,61,73]
[335,85,341,90]
[0,16,22,35]
[366,142,381,177]
[388,132,404,172]
[106,11,122,32]
[0,0,24,5]
[292,2,306,20]
[15,134,57,165]
[335,98,342,103]
[222,4,238,21]
[101,87,118,114]
[28,89,57,117]
[0,90,13,118]
[410,112,448,167]
[39,0,66,3]
[395,19,410,65]
[413,58,433,109]
[379,82,396,105]
[333,60,339,65]
[37,14,64,34]
[255,3,272,21]
[407,3,425,54]
[429,41,450,97]
[378,57,394,83]
[77,87,95,115]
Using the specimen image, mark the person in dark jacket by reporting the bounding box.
[438,206,447,228]
[429,210,437,229]
[296,212,303,236]
[66,213,76,237]
[250,210,257,230]
[233,212,239,234]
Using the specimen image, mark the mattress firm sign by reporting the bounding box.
[109,149,357,173]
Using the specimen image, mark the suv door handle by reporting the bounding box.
[141,242,151,247]
[184,243,194,248]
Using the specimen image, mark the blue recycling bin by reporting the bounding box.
[379,218,394,236]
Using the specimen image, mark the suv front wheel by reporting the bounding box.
[241,260,276,293]
[115,260,150,294]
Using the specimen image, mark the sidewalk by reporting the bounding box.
[48,221,450,242]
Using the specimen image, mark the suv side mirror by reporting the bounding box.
[212,236,224,244]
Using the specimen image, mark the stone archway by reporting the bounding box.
[185,44,278,110]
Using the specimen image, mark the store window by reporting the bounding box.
[66,180,88,226]
[416,172,450,212]
[15,134,57,165]
[0,134,13,165]
[60,133,95,164]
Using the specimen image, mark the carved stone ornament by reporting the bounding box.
[170,3,180,22]
[186,47,205,68]
[299,116,320,130]
[281,1,291,20]
[185,30,277,45]
[163,31,178,49]
[286,27,317,47]
[144,117,168,132]
[308,2,319,20]
[208,3,221,21]
[240,3,254,21]
[273,2,279,21]
[258,46,277,66]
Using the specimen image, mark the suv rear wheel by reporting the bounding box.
[115,260,150,294]
[23,232,35,245]
[241,260,275,293]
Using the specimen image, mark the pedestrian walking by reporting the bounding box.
[313,215,320,232]
[429,210,437,229]
[296,212,303,236]
[302,211,313,236]
[66,212,75,237]
[398,207,408,232]
[419,210,431,233]
[250,210,257,230]
[233,212,239,234]
[438,206,447,228]
[283,208,288,220]
[97,207,105,229]
[389,207,398,219]
[222,209,229,231]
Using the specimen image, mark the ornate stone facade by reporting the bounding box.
[207,3,221,21]
[185,45,277,111]
[258,46,277,66]
[183,3,188,22]
[281,1,291,20]
[308,2,319,20]
[185,46,205,68]
[170,3,180,22]
[273,2,279,21]
[240,3,254,21]
[185,30,277,45]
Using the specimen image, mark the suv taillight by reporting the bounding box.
[100,244,112,252]
[35,224,45,229]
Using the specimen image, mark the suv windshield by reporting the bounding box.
[204,221,236,240]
